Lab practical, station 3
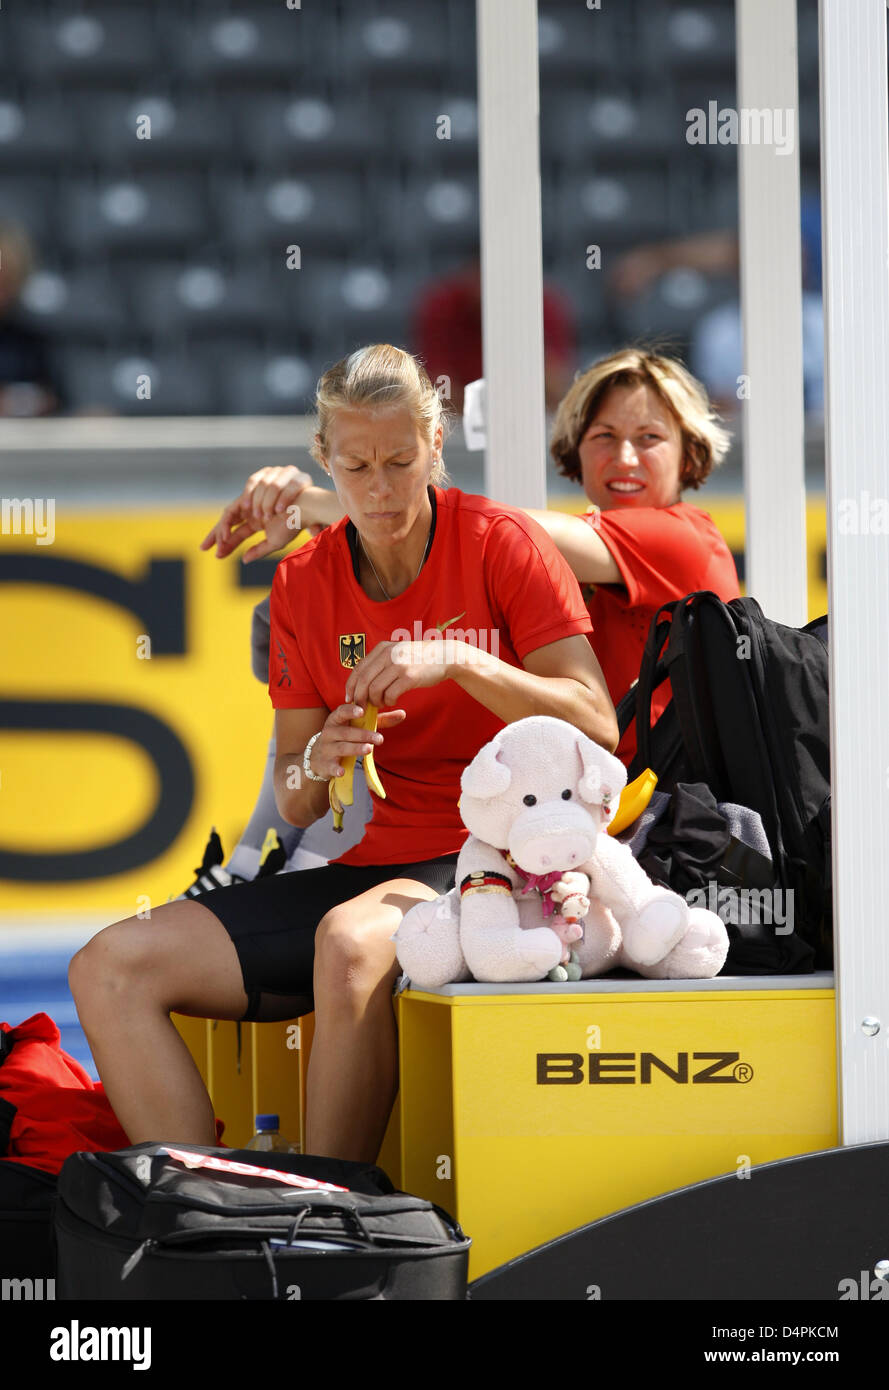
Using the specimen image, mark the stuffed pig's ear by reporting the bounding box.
[576,736,627,819]
[461,739,512,799]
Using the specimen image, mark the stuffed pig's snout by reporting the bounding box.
[507,799,598,876]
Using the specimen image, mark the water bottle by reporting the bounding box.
[245,1113,300,1154]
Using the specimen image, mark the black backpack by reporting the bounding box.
[617,591,832,968]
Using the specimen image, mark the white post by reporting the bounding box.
[476,0,547,508]
[735,0,809,626]
[819,0,889,1144]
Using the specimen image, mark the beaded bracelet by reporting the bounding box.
[302,731,328,783]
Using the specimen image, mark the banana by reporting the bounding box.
[359,705,386,800]
[606,767,658,837]
[328,776,345,833]
[328,703,386,832]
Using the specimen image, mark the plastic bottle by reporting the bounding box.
[245,1113,301,1154]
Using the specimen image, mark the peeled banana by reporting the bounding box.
[329,703,386,832]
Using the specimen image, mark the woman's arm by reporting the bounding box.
[449,634,618,752]
[523,509,622,586]
[296,485,346,528]
[200,471,345,563]
[203,464,621,588]
[297,490,620,587]
[344,635,619,754]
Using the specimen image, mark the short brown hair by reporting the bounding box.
[550,346,732,491]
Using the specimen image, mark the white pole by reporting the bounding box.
[476,0,547,509]
[819,0,889,1144]
[735,0,809,626]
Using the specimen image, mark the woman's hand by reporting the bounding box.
[344,640,472,710]
[200,465,315,563]
[310,700,407,779]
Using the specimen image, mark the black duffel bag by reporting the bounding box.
[55,1142,470,1301]
[0,1158,57,1284]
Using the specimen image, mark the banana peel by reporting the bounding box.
[329,703,386,832]
[607,767,658,836]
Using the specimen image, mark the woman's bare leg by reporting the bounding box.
[307,878,442,1162]
[68,899,249,1145]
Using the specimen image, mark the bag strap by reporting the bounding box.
[617,599,680,764]
[660,595,724,788]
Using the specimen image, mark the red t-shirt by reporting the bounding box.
[581,502,740,767]
[269,487,593,867]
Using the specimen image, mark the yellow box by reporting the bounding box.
[396,975,838,1280]
[174,1009,402,1180]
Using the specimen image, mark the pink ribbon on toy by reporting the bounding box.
[506,860,564,917]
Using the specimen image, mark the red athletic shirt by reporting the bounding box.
[580,502,740,767]
[269,486,593,867]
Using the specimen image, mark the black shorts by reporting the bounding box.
[199,854,460,1022]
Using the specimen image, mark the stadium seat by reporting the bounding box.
[293,264,419,354]
[695,171,739,230]
[167,9,331,83]
[56,347,219,416]
[382,175,479,254]
[216,174,364,255]
[635,1,737,77]
[393,93,479,171]
[0,177,55,246]
[614,268,740,342]
[537,6,622,82]
[541,91,678,167]
[77,93,234,168]
[338,2,450,83]
[0,97,83,168]
[14,11,161,83]
[217,348,319,416]
[232,95,384,170]
[554,170,673,254]
[60,175,209,255]
[18,266,130,341]
[128,262,291,338]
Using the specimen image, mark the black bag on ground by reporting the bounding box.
[0,1158,57,1283]
[54,1143,470,1300]
[617,592,831,968]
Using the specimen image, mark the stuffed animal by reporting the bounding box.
[393,716,729,986]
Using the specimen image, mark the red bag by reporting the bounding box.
[0,1013,224,1175]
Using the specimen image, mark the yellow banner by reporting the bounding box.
[0,510,282,914]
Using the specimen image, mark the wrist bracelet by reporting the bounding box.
[302,731,328,783]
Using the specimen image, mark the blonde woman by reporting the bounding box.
[69,345,617,1164]
[219,348,740,768]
